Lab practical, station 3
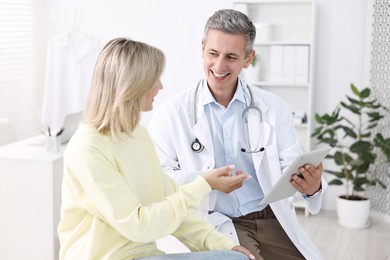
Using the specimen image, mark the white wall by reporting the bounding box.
[312,0,369,210]
[46,0,236,124]
[313,0,368,114]
[45,0,369,210]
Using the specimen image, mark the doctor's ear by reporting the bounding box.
[243,50,256,69]
[201,40,206,52]
[201,40,205,57]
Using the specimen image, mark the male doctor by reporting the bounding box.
[149,9,326,260]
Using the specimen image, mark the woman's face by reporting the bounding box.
[142,80,163,112]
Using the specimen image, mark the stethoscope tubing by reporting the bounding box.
[191,79,263,153]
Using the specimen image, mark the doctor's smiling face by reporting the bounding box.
[142,80,163,112]
[202,29,253,101]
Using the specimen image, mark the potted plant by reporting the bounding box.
[242,54,261,82]
[312,83,390,228]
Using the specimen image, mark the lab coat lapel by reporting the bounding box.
[189,81,214,158]
[189,84,216,211]
[249,119,271,171]
[192,109,214,158]
[246,97,271,171]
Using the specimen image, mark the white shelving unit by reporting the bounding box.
[235,0,317,152]
[235,0,317,216]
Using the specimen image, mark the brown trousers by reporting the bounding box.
[232,206,305,260]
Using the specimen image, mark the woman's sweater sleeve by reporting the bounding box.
[65,142,213,243]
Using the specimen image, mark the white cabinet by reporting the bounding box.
[0,136,63,260]
[235,0,317,151]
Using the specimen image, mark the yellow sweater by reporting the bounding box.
[58,124,235,260]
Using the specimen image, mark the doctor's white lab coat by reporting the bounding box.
[148,79,326,260]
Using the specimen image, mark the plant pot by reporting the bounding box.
[336,195,370,229]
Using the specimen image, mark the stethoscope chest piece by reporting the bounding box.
[191,138,204,153]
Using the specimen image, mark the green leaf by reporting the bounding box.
[374,134,390,161]
[376,179,387,189]
[347,96,361,105]
[351,83,360,96]
[360,132,372,138]
[353,185,365,192]
[367,111,384,122]
[334,151,344,165]
[354,177,369,186]
[356,164,370,173]
[361,152,376,164]
[314,113,324,124]
[323,169,338,174]
[311,129,321,137]
[341,116,354,127]
[341,126,357,138]
[363,100,380,109]
[350,141,371,153]
[344,169,354,179]
[329,179,343,185]
[320,110,341,125]
[318,129,336,139]
[335,171,347,178]
[319,138,338,146]
[250,54,257,67]
[360,88,371,98]
[340,101,360,114]
[324,170,346,179]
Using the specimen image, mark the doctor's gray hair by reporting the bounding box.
[84,37,165,136]
[203,9,256,57]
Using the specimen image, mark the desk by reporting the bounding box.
[0,135,64,260]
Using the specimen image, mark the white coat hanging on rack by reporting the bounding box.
[69,6,89,44]
[41,3,101,136]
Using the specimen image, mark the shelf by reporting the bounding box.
[234,0,315,152]
[253,81,309,88]
[255,41,310,46]
[293,123,308,129]
[235,0,312,4]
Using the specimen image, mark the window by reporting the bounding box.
[0,0,42,139]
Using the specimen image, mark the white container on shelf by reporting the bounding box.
[254,23,273,43]
[295,45,310,83]
[269,46,283,83]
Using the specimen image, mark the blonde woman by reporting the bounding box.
[57,38,254,260]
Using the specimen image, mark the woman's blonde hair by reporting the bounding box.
[84,38,165,136]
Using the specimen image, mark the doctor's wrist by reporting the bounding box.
[303,183,322,198]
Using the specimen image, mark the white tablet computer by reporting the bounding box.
[259,146,332,205]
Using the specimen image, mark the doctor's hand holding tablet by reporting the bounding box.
[290,162,323,196]
[259,146,331,206]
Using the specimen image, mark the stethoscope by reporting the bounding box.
[191,80,264,153]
